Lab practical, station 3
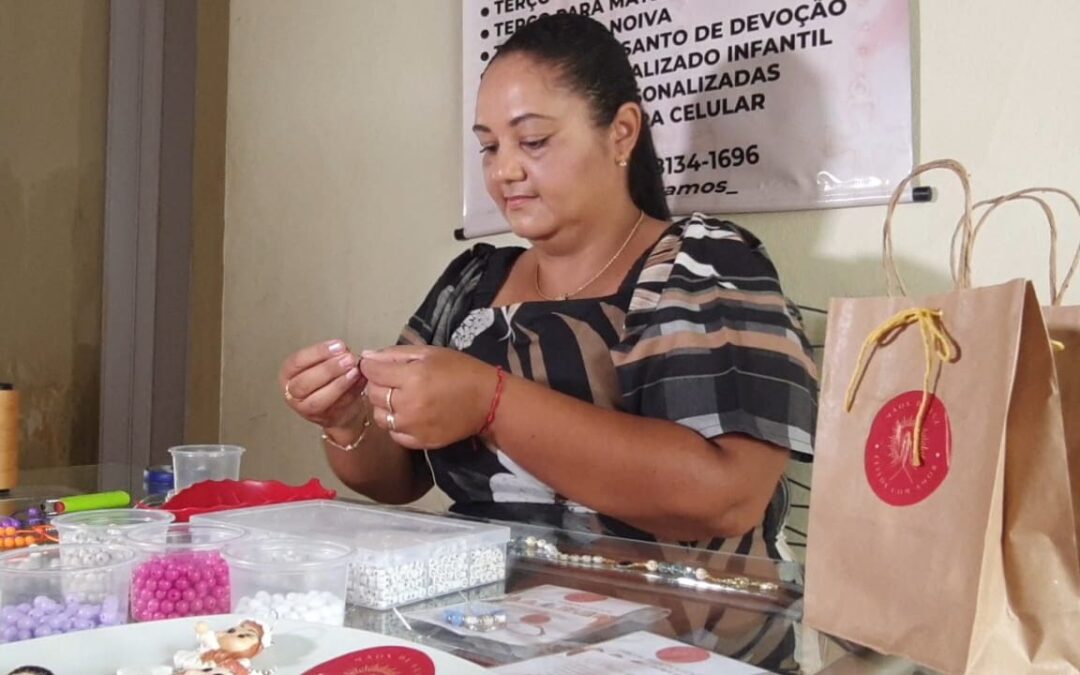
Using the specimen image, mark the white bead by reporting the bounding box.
[695,568,709,580]
[645,560,659,572]
[255,590,271,603]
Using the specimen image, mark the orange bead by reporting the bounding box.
[2,537,13,548]
[3,527,14,537]
[13,536,24,547]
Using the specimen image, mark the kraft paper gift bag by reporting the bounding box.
[1046,303,1080,557]
[957,185,1080,558]
[804,160,1080,674]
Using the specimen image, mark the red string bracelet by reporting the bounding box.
[478,366,506,436]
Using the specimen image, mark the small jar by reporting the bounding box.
[224,539,351,626]
[124,522,246,622]
[142,464,175,498]
[0,544,134,642]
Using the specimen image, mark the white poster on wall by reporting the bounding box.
[461,0,914,238]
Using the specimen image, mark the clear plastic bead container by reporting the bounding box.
[168,444,244,491]
[0,544,134,642]
[223,538,351,625]
[53,508,175,547]
[124,522,247,621]
[192,502,510,609]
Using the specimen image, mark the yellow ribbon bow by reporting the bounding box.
[845,308,959,467]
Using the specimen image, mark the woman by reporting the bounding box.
[280,14,816,560]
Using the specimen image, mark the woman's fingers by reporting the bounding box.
[286,352,359,402]
[280,339,348,383]
[292,363,362,420]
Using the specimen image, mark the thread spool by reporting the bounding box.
[0,383,19,491]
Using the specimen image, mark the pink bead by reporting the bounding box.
[174,578,190,591]
[164,568,179,582]
[181,590,195,602]
[175,601,190,614]
[166,590,181,602]
[154,590,166,601]
[150,611,164,621]
[144,580,157,592]
[195,582,209,595]
[147,599,160,612]
[160,600,174,614]
[190,599,204,613]
[149,566,164,580]
[189,569,203,582]
[203,598,216,612]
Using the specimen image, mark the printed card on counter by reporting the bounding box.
[491,631,774,674]
[406,584,666,647]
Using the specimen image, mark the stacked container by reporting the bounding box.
[193,502,510,609]
[0,544,134,642]
[223,538,352,625]
[124,522,246,621]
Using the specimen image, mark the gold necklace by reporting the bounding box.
[534,210,645,301]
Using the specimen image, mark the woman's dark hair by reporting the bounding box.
[487,13,671,221]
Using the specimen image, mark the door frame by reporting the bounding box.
[99,0,197,492]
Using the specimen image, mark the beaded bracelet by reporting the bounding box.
[513,537,783,599]
[477,366,506,436]
[321,413,372,453]
[443,605,508,632]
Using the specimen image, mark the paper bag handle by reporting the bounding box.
[949,187,1080,306]
[883,159,975,296]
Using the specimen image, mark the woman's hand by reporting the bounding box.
[360,346,498,450]
[279,339,367,431]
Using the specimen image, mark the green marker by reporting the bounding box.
[44,491,131,515]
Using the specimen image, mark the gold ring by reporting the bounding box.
[284,382,298,402]
[386,412,396,432]
[386,387,395,415]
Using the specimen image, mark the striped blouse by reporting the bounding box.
[399,214,818,560]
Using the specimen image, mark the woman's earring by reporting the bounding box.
[617,158,628,167]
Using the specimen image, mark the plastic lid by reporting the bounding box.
[0,544,135,574]
[125,522,247,552]
[53,508,175,530]
[223,538,353,571]
[194,501,511,565]
[168,445,245,457]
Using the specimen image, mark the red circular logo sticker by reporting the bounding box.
[301,646,436,675]
[865,391,951,506]
[656,646,711,663]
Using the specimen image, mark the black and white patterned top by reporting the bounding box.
[399,214,818,559]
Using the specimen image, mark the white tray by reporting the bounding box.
[0,613,486,674]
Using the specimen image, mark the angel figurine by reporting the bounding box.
[172,619,274,675]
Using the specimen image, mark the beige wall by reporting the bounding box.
[0,1,109,469]
[220,0,1080,508]
[186,0,231,444]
